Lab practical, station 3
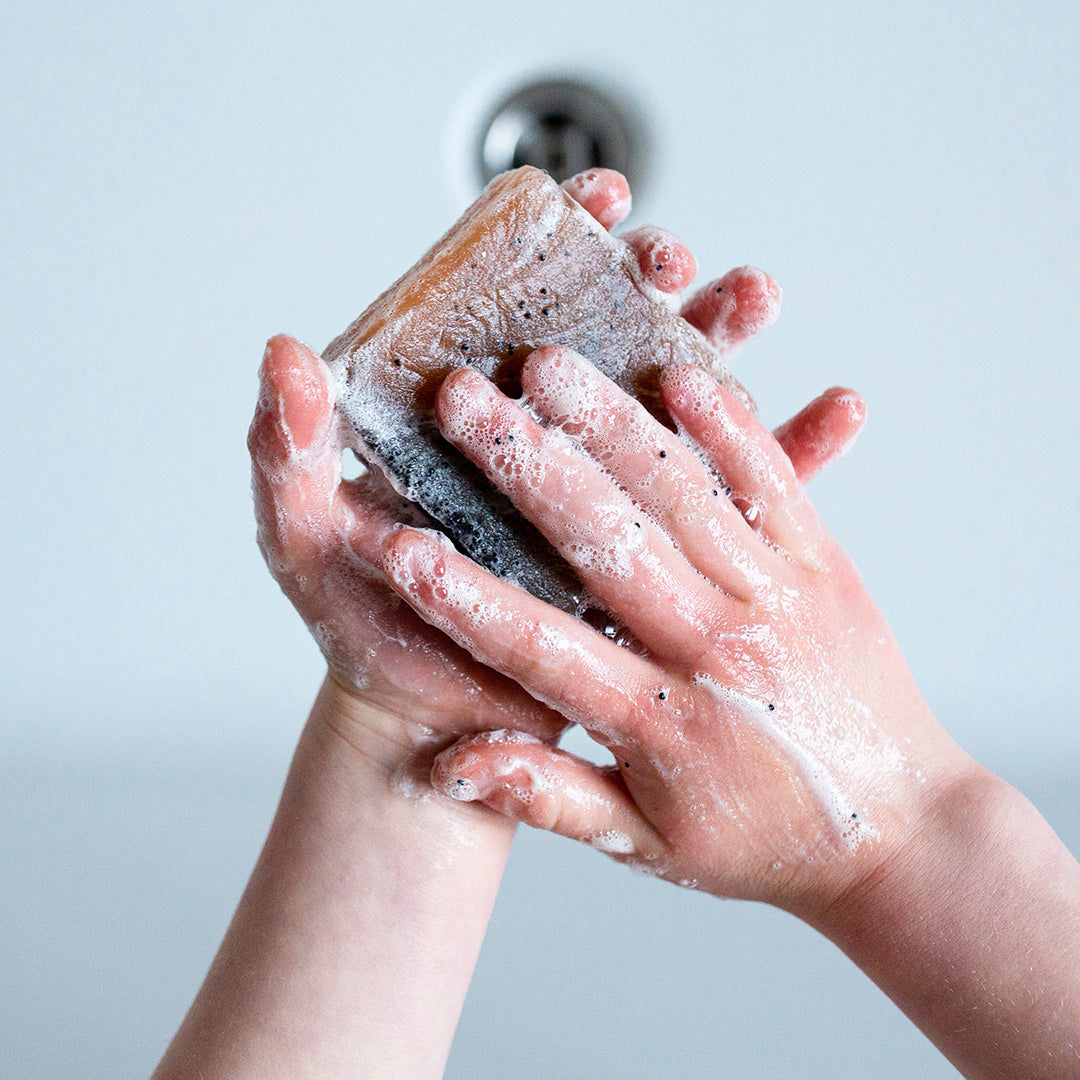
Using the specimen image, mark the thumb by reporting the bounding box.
[431,730,664,862]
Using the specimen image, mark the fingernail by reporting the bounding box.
[446,774,491,801]
[433,745,493,801]
[272,338,327,452]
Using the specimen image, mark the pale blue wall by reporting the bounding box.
[2,2,1077,1077]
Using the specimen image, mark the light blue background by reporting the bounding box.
[2,2,1077,1077]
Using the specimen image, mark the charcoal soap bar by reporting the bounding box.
[324,166,749,612]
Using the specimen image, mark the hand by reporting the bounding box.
[248,333,567,759]
[247,171,862,764]
[379,344,974,918]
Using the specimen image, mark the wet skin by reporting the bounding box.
[381,346,974,919]
[250,167,863,773]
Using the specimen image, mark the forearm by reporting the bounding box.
[816,765,1080,1079]
[153,675,515,1080]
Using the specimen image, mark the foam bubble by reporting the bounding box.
[586,829,635,854]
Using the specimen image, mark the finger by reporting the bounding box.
[381,526,687,751]
[432,730,664,861]
[660,365,825,563]
[248,334,334,475]
[248,335,340,575]
[435,367,738,659]
[334,468,433,565]
[621,226,698,295]
[522,345,771,600]
[249,337,424,573]
[680,267,782,359]
[772,388,867,484]
[560,168,632,230]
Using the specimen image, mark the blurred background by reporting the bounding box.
[2,2,1077,1077]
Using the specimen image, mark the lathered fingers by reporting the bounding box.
[432,730,664,861]
[661,365,826,564]
[522,345,778,601]
[381,527,693,756]
[435,367,741,661]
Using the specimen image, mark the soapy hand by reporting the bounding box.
[380,345,973,917]
[248,170,860,756]
[248,333,570,749]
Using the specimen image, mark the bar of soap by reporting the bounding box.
[324,166,751,612]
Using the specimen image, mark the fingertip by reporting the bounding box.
[519,343,587,397]
[379,523,422,573]
[380,526,458,609]
[624,226,697,294]
[659,362,716,415]
[825,387,867,427]
[561,168,632,229]
[257,334,333,453]
[260,333,321,385]
[431,748,486,801]
[431,729,545,802]
[434,365,495,431]
[680,267,782,354]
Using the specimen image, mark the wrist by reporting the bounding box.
[302,670,519,849]
[810,764,1080,1079]
[812,758,1005,940]
[154,676,517,1080]
[314,670,500,797]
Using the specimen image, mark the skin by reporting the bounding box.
[681,265,783,359]
[379,345,1080,1079]
[154,169,863,1079]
